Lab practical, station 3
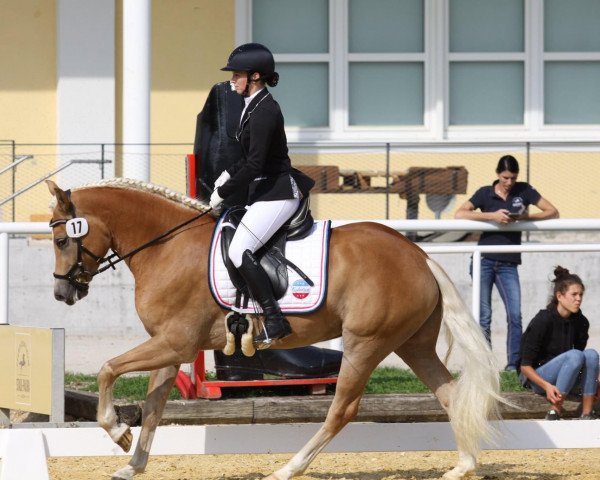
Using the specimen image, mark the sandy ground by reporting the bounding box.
[47,448,600,480]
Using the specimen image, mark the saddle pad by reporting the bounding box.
[208,219,331,314]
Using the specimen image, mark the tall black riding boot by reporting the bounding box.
[237,249,292,344]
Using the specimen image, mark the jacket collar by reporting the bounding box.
[549,304,584,323]
[237,88,270,139]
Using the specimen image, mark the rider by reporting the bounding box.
[209,43,315,345]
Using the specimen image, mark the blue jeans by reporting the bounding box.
[521,349,600,397]
[471,257,522,368]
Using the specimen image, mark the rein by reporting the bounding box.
[50,189,213,291]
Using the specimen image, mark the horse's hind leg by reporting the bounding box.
[265,340,386,480]
[395,305,476,479]
[398,346,476,479]
[111,365,179,480]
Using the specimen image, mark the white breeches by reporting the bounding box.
[228,198,300,268]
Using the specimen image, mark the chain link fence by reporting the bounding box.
[1,140,599,224]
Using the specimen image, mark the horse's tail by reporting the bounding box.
[426,257,503,457]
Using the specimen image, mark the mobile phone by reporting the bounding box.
[508,212,520,219]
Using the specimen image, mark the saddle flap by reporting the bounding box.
[219,207,248,294]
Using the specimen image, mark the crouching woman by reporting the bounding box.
[518,266,600,420]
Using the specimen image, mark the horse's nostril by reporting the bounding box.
[55,292,75,305]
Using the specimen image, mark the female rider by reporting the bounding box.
[209,43,314,346]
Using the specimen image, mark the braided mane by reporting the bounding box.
[74,178,210,212]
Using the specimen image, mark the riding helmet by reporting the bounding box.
[221,43,278,86]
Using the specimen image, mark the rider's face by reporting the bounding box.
[230,71,248,95]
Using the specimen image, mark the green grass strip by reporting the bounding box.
[66,368,524,401]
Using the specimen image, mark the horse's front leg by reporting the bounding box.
[265,343,379,480]
[96,336,193,454]
[96,362,133,452]
[111,365,180,480]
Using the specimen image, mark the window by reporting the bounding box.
[252,0,330,128]
[543,0,600,124]
[237,0,600,140]
[448,0,524,125]
[348,0,424,126]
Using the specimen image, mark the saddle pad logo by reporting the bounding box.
[291,279,311,299]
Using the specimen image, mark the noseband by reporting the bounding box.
[49,190,111,292]
[49,189,212,292]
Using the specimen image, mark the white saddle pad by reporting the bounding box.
[208,218,331,314]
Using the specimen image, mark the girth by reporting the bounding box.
[219,197,315,302]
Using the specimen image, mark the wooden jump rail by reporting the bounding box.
[63,390,600,426]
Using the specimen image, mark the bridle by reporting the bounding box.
[49,189,213,292]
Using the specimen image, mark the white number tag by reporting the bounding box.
[66,218,89,238]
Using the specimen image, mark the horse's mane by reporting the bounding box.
[73,178,210,213]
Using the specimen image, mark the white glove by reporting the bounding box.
[209,189,224,210]
[214,170,231,188]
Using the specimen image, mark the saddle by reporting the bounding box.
[219,197,315,306]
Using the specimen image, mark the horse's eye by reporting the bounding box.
[55,237,69,249]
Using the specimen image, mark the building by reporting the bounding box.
[1,0,600,221]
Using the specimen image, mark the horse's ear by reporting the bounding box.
[46,180,72,211]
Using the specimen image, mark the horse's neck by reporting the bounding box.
[81,188,193,261]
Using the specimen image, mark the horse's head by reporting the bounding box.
[46,180,111,305]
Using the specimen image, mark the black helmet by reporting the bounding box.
[221,43,279,86]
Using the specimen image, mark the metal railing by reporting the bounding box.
[2,140,600,221]
[0,159,112,208]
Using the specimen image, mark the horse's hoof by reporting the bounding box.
[116,427,133,452]
[111,465,135,480]
[442,468,473,479]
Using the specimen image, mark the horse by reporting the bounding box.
[46,178,503,480]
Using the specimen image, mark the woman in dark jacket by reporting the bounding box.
[209,43,314,347]
[519,266,600,420]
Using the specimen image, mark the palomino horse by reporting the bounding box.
[47,178,502,480]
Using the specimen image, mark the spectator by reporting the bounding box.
[518,266,600,420]
[454,155,559,371]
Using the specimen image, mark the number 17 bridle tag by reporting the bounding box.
[66,218,89,238]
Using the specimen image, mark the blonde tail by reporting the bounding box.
[426,257,503,458]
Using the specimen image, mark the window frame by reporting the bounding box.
[235,0,600,142]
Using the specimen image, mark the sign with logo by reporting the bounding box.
[0,325,64,416]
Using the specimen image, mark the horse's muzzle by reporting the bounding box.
[54,279,88,305]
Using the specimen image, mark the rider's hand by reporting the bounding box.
[214,170,231,188]
[209,189,224,210]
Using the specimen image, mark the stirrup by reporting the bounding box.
[254,316,292,349]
